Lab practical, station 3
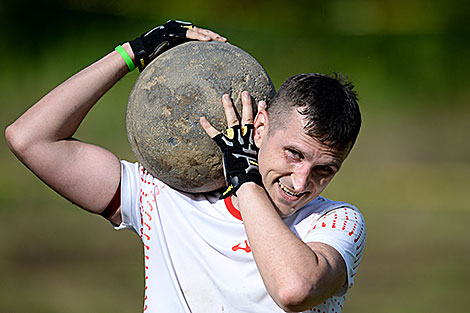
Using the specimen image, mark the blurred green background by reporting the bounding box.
[1,0,469,312]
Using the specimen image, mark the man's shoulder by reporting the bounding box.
[120,159,222,204]
[302,196,360,215]
[120,160,166,190]
[286,196,363,229]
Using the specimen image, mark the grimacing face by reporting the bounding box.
[253,108,347,218]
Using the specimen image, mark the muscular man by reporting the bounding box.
[6,20,365,313]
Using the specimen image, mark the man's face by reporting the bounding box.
[253,108,346,218]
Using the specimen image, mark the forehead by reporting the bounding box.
[266,110,346,162]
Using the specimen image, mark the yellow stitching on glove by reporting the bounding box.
[222,184,233,197]
[226,128,234,139]
[242,126,248,136]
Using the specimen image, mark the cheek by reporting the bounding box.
[316,175,334,191]
[257,140,290,179]
[259,155,291,184]
[257,150,269,177]
[258,148,278,177]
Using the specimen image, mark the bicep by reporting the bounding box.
[22,138,121,214]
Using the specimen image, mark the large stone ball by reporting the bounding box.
[126,41,276,193]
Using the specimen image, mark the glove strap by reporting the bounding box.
[219,173,263,200]
[129,36,149,71]
[129,20,194,72]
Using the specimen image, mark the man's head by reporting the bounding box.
[265,73,361,154]
[252,73,361,217]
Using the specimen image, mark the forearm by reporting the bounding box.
[7,43,134,149]
[5,44,133,213]
[6,22,227,216]
[237,183,336,311]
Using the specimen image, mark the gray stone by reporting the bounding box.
[126,41,276,193]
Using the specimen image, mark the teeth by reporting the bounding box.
[279,182,301,197]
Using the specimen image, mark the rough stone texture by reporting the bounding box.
[126,41,276,193]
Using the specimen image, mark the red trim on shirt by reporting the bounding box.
[100,182,121,219]
[224,197,242,221]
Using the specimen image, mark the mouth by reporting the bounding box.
[278,181,303,198]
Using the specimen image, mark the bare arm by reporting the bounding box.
[5,43,132,222]
[201,93,346,311]
[5,24,227,226]
[237,183,346,311]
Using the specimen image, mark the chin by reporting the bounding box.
[278,210,296,218]
[274,194,318,218]
[272,201,298,218]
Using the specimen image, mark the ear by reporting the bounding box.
[253,102,269,148]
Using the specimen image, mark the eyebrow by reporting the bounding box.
[285,144,343,170]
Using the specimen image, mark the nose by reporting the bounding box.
[291,164,311,192]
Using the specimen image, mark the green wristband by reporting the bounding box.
[115,45,136,72]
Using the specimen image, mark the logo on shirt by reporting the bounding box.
[232,240,251,253]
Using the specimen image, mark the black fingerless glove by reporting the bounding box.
[212,124,263,199]
[130,20,193,71]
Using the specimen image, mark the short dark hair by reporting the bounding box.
[266,73,361,153]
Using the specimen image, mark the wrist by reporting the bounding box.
[121,42,135,60]
[115,43,136,72]
[238,181,263,192]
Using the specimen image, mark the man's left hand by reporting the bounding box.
[130,20,227,71]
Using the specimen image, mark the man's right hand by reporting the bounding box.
[130,20,227,71]
[200,92,264,199]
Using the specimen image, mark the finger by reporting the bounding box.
[200,29,227,42]
[187,27,227,42]
[199,116,221,139]
[241,91,254,126]
[186,27,210,41]
[193,27,227,42]
[222,94,240,128]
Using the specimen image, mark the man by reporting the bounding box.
[6,20,365,313]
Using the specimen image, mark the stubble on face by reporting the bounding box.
[257,110,346,217]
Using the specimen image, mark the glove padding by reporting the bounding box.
[212,124,263,199]
[130,20,193,71]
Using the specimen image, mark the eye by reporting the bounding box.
[315,165,334,177]
[286,148,303,161]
